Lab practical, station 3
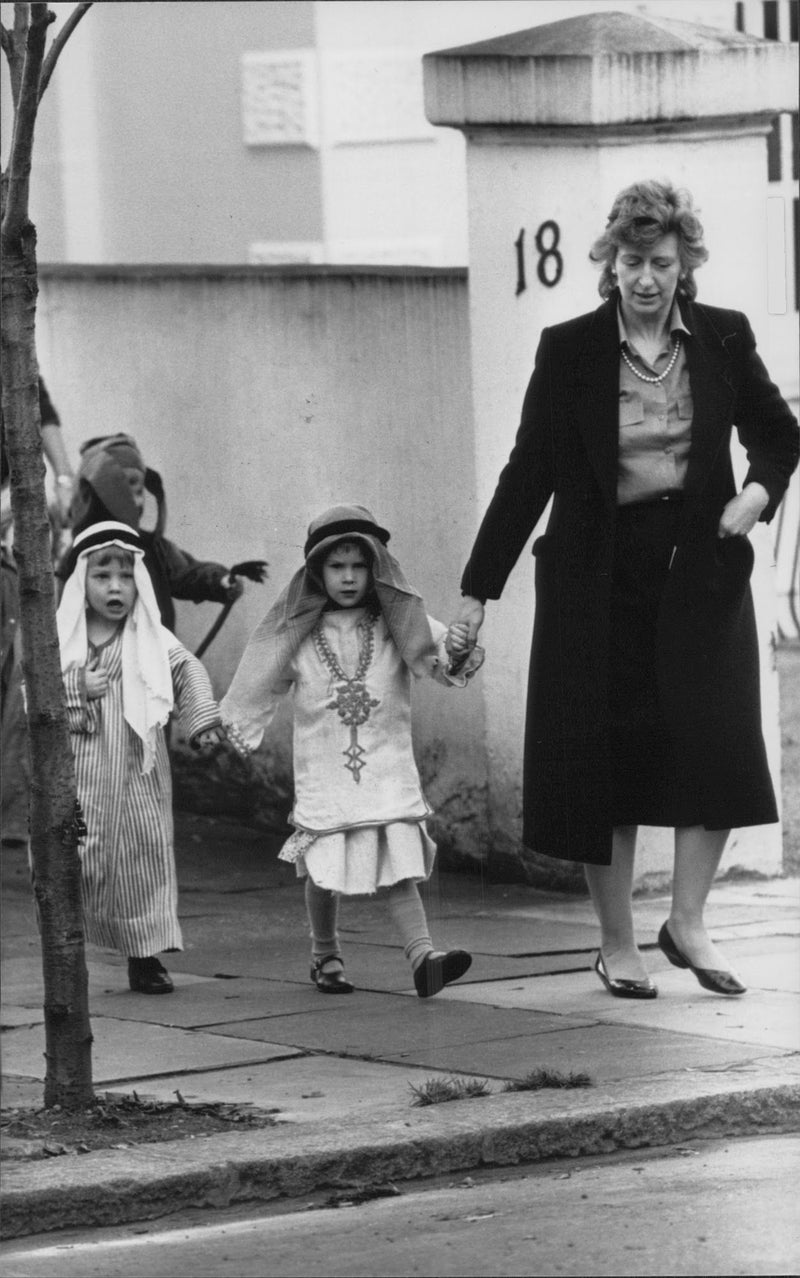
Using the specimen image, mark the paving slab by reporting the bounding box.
[202,994,594,1056]
[435,974,799,1051]
[431,940,800,1051]
[0,954,210,1008]
[0,1077,42,1110]
[84,977,333,1027]
[494,886,800,928]
[376,1021,790,1082]
[344,915,600,956]
[104,1055,487,1125]
[347,947,592,986]
[0,1006,45,1029]
[1,1019,303,1085]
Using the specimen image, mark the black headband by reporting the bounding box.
[304,519,391,559]
[73,524,141,557]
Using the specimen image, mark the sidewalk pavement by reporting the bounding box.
[2,812,799,1240]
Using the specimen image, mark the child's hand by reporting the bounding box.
[193,726,226,750]
[84,662,109,700]
[445,622,472,656]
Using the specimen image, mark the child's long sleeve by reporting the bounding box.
[62,667,101,735]
[218,682,287,755]
[168,643,222,743]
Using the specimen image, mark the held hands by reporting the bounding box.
[192,726,227,750]
[446,599,485,674]
[717,483,769,539]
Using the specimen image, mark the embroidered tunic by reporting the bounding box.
[263,607,479,894]
[63,629,220,956]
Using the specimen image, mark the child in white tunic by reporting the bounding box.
[221,504,484,997]
[57,521,224,994]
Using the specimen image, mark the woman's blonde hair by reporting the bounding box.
[589,180,709,301]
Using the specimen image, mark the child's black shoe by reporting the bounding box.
[128,956,174,995]
[414,949,472,998]
[310,955,354,994]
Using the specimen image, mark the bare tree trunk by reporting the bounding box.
[2,1,94,1109]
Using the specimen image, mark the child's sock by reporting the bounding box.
[386,878,434,971]
[305,877,343,968]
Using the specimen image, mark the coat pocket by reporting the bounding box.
[708,534,755,599]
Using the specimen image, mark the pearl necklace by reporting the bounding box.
[621,335,681,385]
[312,609,380,783]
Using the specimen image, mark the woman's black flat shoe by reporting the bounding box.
[594,952,657,999]
[310,955,354,994]
[414,949,472,998]
[657,922,746,995]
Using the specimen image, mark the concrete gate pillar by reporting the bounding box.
[423,11,798,886]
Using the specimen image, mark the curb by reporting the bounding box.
[2,1075,799,1239]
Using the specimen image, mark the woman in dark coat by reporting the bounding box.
[454,180,799,1000]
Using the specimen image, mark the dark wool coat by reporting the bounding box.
[461,294,800,866]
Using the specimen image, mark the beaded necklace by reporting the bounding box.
[312,608,380,783]
[620,334,681,385]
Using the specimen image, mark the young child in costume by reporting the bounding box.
[57,520,225,994]
[221,504,484,998]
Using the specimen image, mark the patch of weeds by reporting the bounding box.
[1,1090,279,1161]
[503,1068,593,1092]
[409,1075,491,1107]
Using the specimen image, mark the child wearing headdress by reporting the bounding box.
[56,520,225,994]
[221,504,483,997]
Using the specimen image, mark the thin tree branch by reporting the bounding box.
[38,1,93,102]
[1,12,25,106]
[1,4,50,243]
[14,3,31,41]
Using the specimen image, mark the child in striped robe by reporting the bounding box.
[56,520,224,994]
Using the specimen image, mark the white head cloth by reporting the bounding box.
[56,521,175,773]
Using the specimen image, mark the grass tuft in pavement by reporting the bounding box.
[409,1075,491,1106]
[503,1068,594,1092]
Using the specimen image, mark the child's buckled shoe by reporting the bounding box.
[310,955,354,994]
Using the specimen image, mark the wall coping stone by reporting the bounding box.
[423,10,798,128]
[38,264,468,282]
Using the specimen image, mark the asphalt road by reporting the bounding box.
[2,1134,798,1277]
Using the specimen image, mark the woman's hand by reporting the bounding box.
[84,663,109,701]
[717,483,769,538]
[454,596,486,645]
[193,726,226,749]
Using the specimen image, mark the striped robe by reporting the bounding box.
[63,629,220,957]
